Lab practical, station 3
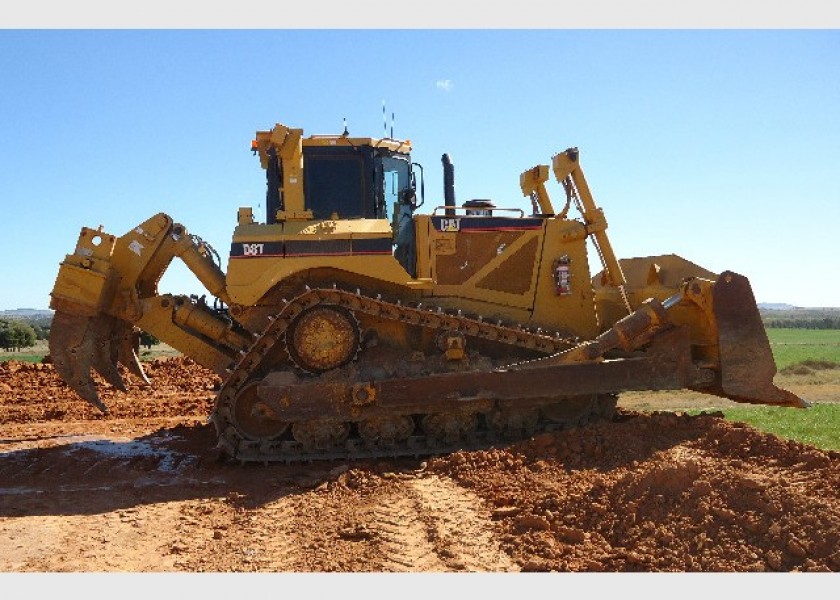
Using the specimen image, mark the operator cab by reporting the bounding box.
[251,123,424,277]
[256,125,421,225]
[298,145,416,222]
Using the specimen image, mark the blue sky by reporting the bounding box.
[1,28,838,310]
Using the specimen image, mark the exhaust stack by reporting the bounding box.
[442,153,456,216]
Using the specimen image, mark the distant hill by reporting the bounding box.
[0,309,53,318]
[758,304,840,312]
[757,303,798,311]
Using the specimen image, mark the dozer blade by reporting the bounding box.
[705,271,807,408]
[49,311,148,413]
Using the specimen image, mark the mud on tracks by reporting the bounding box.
[0,357,839,572]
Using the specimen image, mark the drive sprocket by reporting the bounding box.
[285,305,360,373]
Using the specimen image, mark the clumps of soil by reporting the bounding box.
[0,357,219,423]
[426,410,840,572]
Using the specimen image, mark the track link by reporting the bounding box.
[211,288,611,463]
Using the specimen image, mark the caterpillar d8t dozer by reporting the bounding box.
[48,121,806,462]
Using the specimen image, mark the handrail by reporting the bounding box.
[430,206,525,217]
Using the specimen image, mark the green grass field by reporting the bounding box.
[766,328,840,370]
[726,328,840,451]
[700,404,840,452]
[0,339,180,364]
[0,339,49,363]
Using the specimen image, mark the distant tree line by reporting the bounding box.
[762,316,840,330]
[1,313,161,350]
[0,318,37,351]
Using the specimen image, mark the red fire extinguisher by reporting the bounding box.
[553,256,572,296]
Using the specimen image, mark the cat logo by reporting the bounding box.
[440,218,461,232]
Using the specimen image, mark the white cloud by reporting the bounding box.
[435,79,453,92]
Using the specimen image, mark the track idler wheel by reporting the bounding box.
[231,381,290,441]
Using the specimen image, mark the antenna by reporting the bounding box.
[382,101,387,138]
[342,117,349,136]
[391,112,395,139]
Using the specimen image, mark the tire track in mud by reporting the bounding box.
[371,474,518,572]
[408,475,519,571]
[372,491,447,571]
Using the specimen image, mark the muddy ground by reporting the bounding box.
[0,357,838,577]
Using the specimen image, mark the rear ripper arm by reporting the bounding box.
[49,213,251,411]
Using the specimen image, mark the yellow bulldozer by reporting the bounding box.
[48,121,806,462]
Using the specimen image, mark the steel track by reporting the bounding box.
[210,287,611,463]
